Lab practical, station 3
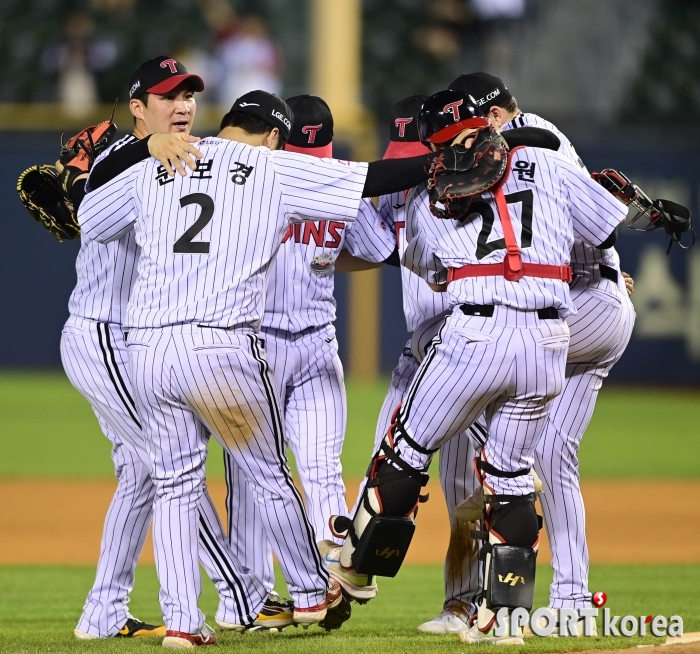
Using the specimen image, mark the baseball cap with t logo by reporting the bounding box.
[128,55,204,100]
[383,94,430,159]
[285,95,333,158]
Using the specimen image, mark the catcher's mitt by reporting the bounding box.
[16,165,80,242]
[592,168,695,252]
[427,128,509,220]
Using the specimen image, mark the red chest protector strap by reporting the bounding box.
[447,146,572,284]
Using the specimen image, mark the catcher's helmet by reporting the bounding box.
[418,89,489,145]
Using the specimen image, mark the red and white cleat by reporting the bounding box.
[293,579,343,628]
[162,623,217,648]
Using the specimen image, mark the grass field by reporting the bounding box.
[1,372,699,480]
[1,563,699,653]
[0,371,699,651]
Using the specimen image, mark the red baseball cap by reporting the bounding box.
[128,56,204,100]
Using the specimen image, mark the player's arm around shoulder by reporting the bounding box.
[555,155,627,248]
[269,149,369,225]
[79,161,146,244]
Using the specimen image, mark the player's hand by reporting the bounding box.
[148,134,203,177]
[450,128,478,148]
[622,271,634,296]
[54,159,64,174]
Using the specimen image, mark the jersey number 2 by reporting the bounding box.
[173,193,214,254]
[471,190,533,260]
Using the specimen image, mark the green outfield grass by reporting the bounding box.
[0,563,698,653]
[0,371,698,480]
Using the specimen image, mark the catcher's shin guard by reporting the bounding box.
[339,431,429,577]
[470,458,542,634]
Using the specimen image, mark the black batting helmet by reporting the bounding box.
[418,89,489,145]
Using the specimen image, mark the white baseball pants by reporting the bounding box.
[126,325,329,634]
[535,276,635,608]
[432,277,635,610]
[395,307,569,497]
[224,325,347,590]
[60,317,268,636]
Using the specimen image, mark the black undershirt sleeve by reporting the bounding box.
[502,127,560,151]
[362,153,436,198]
[383,247,400,267]
[70,178,87,209]
[88,135,151,191]
[597,226,619,249]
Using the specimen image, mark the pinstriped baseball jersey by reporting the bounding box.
[379,192,451,332]
[68,135,140,323]
[502,113,621,275]
[78,138,368,329]
[403,148,627,318]
[262,198,394,332]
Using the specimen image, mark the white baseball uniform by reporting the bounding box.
[62,135,268,637]
[78,137,368,633]
[396,146,625,495]
[225,198,395,591]
[428,115,636,610]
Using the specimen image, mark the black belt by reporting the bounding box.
[460,304,559,320]
[599,265,619,284]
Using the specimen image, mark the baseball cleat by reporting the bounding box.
[293,578,343,627]
[460,622,524,645]
[74,617,166,639]
[162,623,217,648]
[417,609,470,634]
[318,539,378,603]
[216,592,294,631]
[522,608,598,637]
[318,593,352,631]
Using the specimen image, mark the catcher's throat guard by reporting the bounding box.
[428,127,509,220]
[592,169,695,252]
[339,430,429,577]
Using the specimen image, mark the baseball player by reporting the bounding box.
[221,94,396,623]
[441,73,636,635]
[60,57,284,641]
[331,97,564,617]
[326,95,482,620]
[332,89,627,645]
[78,89,456,646]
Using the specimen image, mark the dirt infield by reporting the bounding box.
[1,478,699,565]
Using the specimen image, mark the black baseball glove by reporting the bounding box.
[427,128,509,220]
[16,165,80,242]
[16,117,117,242]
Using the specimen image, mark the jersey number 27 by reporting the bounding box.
[467,190,533,260]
